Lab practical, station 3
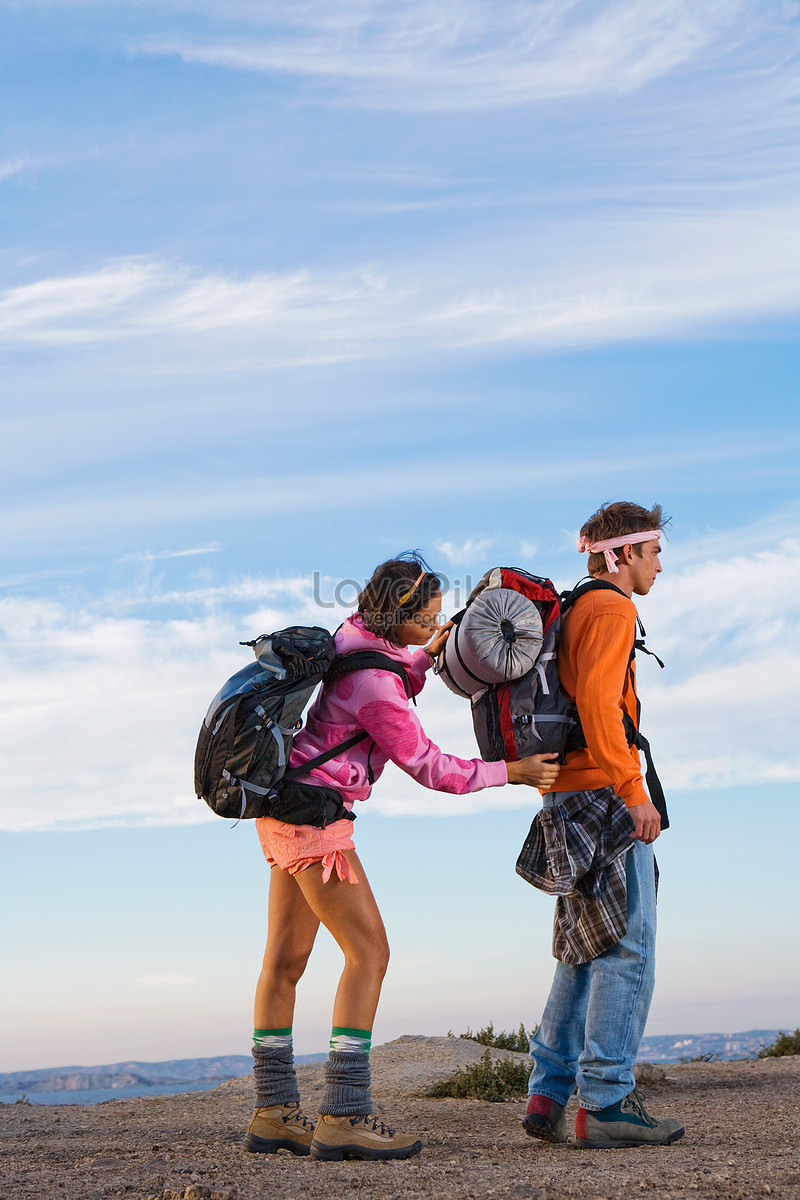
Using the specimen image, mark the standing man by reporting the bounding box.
[522,501,684,1149]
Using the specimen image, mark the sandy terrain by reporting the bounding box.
[1,1036,798,1200]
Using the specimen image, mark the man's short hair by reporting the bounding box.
[581,501,670,577]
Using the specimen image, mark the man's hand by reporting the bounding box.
[506,753,560,789]
[628,799,661,843]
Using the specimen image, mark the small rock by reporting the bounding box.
[633,1062,668,1086]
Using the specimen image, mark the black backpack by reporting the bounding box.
[465,571,668,828]
[194,626,411,823]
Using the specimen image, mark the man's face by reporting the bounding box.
[629,539,662,596]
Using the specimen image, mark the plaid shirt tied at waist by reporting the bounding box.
[516,786,657,966]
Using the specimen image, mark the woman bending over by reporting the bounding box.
[245,555,559,1161]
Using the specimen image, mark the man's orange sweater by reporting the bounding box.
[551,586,648,808]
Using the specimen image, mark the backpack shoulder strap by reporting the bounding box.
[280,729,370,785]
[326,650,415,700]
[561,578,663,665]
[281,650,415,787]
[560,577,628,616]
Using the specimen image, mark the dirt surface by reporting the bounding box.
[1,1036,798,1200]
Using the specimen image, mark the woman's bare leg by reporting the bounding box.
[254,865,320,1030]
[291,850,389,1030]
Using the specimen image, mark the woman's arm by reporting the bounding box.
[353,673,505,794]
[352,673,560,794]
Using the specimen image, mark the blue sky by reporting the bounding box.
[1,0,798,1073]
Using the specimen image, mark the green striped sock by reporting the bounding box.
[330,1026,372,1054]
[253,1026,293,1049]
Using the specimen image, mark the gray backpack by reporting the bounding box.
[194,626,410,822]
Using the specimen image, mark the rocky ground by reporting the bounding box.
[1,1036,798,1200]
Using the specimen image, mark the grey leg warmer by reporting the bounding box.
[252,1044,300,1107]
[318,1050,372,1116]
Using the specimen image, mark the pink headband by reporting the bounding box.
[577,529,662,575]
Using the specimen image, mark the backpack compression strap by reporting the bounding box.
[561,578,669,830]
[281,650,415,786]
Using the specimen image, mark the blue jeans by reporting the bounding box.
[528,792,657,1111]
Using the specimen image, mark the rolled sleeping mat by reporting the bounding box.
[437,587,544,698]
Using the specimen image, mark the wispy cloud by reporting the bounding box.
[0,259,393,357]
[0,154,57,184]
[435,538,493,565]
[1,520,798,832]
[2,437,797,556]
[142,0,753,112]
[0,260,173,346]
[2,203,798,363]
[117,545,220,563]
[636,535,800,789]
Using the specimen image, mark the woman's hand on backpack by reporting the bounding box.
[506,753,560,788]
[423,620,454,660]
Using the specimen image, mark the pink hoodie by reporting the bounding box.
[287,614,508,808]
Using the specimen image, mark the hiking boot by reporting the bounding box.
[575,1087,684,1148]
[310,1113,423,1161]
[243,1103,315,1155]
[522,1094,568,1144]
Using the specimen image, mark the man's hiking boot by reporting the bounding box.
[243,1103,315,1155]
[575,1087,684,1149]
[310,1113,423,1161]
[522,1095,568,1144]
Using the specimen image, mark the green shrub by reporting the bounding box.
[457,1021,537,1053]
[14,1095,30,1105]
[759,1029,800,1058]
[428,1049,530,1102]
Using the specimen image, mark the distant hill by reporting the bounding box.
[637,1030,779,1063]
[0,1030,783,1096]
[0,1052,325,1096]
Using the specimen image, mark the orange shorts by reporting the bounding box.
[255,816,359,884]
